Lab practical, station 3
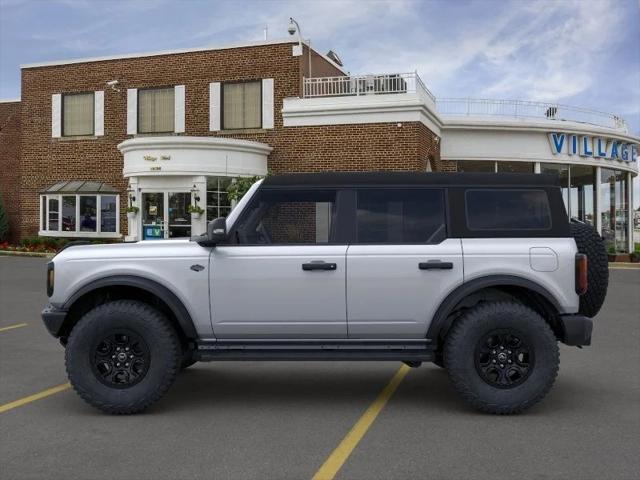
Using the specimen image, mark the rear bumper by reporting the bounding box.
[41,304,68,338]
[559,314,593,346]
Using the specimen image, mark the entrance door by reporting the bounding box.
[141,192,191,240]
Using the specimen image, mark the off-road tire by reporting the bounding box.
[444,301,559,414]
[570,221,609,317]
[65,300,181,414]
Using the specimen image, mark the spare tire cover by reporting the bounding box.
[570,221,609,317]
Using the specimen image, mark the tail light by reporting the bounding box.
[47,262,54,297]
[575,254,588,295]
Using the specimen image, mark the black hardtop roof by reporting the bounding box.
[262,172,560,187]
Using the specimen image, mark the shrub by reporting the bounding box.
[0,196,9,242]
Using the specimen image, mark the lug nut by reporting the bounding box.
[500,346,504,350]
[492,359,496,363]
[125,347,129,351]
[500,364,504,368]
[112,355,115,359]
[116,363,120,366]
[125,363,129,367]
[508,360,512,364]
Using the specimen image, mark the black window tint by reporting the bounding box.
[356,189,446,243]
[234,189,337,245]
[466,189,551,230]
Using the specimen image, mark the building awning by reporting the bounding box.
[40,180,119,194]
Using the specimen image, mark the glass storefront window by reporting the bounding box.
[48,197,59,231]
[497,161,534,173]
[207,176,233,222]
[79,196,97,232]
[569,165,596,226]
[457,161,495,172]
[601,169,628,253]
[101,195,117,233]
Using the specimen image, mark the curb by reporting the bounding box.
[608,262,640,269]
[0,250,55,259]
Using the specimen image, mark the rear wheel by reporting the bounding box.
[65,300,181,414]
[444,301,559,414]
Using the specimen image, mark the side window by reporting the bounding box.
[234,189,337,245]
[356,189,446,244]
[465,189,551,230]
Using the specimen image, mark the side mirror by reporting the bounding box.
[207,217,227,244]
[193,217,227,247]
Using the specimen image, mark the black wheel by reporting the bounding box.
[65,300,181,414]
[570,221,609,317]
[444,301,559,414]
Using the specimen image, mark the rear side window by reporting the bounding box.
[465,189,551,230]
[356,188,446,243]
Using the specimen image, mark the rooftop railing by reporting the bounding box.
[303,72,436,102]
[435,98,627,131]
[302,74,627,131]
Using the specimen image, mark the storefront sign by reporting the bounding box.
[548,133,637,163]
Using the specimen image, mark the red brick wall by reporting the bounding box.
[17,41,441,240]
[0,101,21,242]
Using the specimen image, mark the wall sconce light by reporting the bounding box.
[127,187,136,204]
[191,185,200,203]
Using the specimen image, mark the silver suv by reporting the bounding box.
[42,172,609,414]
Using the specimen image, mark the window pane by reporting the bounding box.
[601,169,629,252]
[63,93,94,136]
[61,196,76,232]
[569,165,595,226]
[235,190,336,244]
[206,176,234,222]
[79,196,97,232]
[356,189,446,243]
[48,197,59,231]
[138,88,175,133]
[223,81,261,129]
[41,196,46,230]
[101,195,117,233]
[466,190,551,230]
[497,161,534,173]
[541,163,569,211]
[457,160,495,172]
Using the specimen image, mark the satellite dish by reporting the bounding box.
[326,50,343,67]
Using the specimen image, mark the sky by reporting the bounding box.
[0,0,639,202]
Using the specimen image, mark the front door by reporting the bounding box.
[346,188,464,338]
[210,188,347,338]
[141,191,191,240]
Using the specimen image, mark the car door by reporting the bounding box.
[346,187,463,338]
[210,187,348,338]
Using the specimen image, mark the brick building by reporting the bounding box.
[0,38,638,251]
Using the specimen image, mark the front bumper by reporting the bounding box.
[559,314,593,346]
[41,304,68,338]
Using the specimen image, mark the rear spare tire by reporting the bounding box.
[570,221,609,317]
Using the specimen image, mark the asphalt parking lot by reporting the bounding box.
[1,256,639,480]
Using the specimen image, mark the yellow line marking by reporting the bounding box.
[312,364,411,480]
[0,323,28,333]
[0,383,71,414]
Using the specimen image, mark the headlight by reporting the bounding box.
[47,262,54,297]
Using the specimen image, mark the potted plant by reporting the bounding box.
[187,204,204,220]
[126,206,139,220]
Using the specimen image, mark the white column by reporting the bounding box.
[127,89,138,135]
[51,94,62,138]
[174,85,186,133]
[627,172,633,253]
[191,175,208,236]
[125,177,140,242]
[94,91,104,136]
[209,82,221,131]
[534,162,541,174]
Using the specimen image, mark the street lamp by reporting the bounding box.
[288,17,312,79]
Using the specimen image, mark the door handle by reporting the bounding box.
[302,261,337,271]
[419,260,453,270]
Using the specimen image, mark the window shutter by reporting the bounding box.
[94,91,104,136]
[262,78,274,129]
[127,88,137,134]
[209,82,220,131]
[51,94,62,138]
[174,85,185,133]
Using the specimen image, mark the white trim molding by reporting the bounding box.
[209,82,221,131]
[51,94,61,138]
[118,136,271,178]
[94,90,104,136]
[174,85,186,133]
[127,88,137,135]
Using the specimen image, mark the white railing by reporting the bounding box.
[303,72,436,102]
[435,98,627,131]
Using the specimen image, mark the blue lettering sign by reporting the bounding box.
[580,136,593,156]
[549,133,565,154]
[610,141,619,159]
[569,135,578,155]
[596,138,607,157]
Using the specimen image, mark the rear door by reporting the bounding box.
[210,188,348,338]
[346,188,463,338]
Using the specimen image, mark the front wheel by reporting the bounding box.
[65,300,182,414]
[444,301,559,414]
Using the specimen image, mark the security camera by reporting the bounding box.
[288,18,297,35]
[106,80,118,86]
